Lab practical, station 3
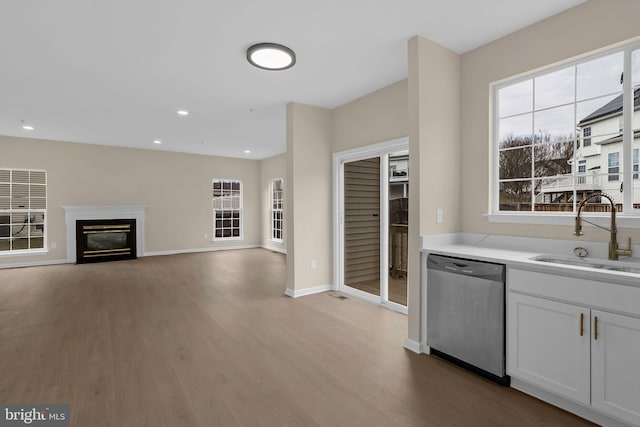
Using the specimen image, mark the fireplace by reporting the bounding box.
[63,205,145,263]
[76,219,136,264]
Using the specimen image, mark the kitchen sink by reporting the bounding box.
[531,255,640,275]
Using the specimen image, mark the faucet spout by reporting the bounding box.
[574,193,631,260]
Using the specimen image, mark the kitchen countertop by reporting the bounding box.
[421,233,640,288]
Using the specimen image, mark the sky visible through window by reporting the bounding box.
[498,52,640,141]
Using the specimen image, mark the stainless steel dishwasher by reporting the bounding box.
[426,254,509,385]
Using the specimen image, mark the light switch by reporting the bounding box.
[437,208,443,224]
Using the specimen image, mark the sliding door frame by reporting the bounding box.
[333,137,408,314]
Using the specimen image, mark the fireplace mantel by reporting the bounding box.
[62,205,145,262]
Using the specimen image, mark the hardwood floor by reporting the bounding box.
[0,249,593,426]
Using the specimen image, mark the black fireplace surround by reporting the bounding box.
[76,219,136,264]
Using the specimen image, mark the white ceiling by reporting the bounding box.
[0,0,586,160]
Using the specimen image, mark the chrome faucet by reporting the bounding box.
[574,192,632,261]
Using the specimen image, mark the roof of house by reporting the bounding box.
[595,128,640,145]
[579,87,640,125]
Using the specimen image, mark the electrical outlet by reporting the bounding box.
[310,259,317,270]
[50,242,57,249]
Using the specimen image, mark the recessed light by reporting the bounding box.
[22,125,34,130]
[244,150,252,154]
[153,140,162,144]
[177,110,189,116]
[247,43,296,71]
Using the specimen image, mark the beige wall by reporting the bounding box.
[286,103,333,293]
[331,79,408,152]
[410,38,461,236]
[260,153,287,252]
[407,36,462,344]
[0,135,261,266]
[461,0,640,243]
[285,79,409,294]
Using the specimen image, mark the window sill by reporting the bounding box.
[485,213,640,229]
[0,249,49,257]
[269,238,283,243]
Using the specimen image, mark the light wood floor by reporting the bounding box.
[0,249,593,426]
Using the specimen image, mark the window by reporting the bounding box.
[608,152,620,181]
[270,178,284,241]
[634,148,639,180]
[0,169,47,253]
[577,160,587,184]
[212,179,242,240]
[494,41,640,215]
[582,127,591,147]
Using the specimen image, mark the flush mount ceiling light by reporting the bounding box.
[247,43,296,71]
[153,140,162,144]
[177,110,189,116]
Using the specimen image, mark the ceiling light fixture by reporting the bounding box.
[22,125,34,131]
[153,140,162,144]
[244,150,252,154]
[247,43,296,71]
[177,110,189,116]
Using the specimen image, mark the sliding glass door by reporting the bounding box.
[334,139,409,313]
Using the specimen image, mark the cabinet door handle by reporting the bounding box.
[579,313,584,336]
[594,316,598,340]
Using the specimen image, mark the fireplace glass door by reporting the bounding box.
[76,219,136,263]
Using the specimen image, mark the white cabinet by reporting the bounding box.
[591,310,640,426]
[507,293,590,405]
[507,268,640,426]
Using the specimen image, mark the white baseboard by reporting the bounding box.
[144,244,261,257]
[0,259,68,269]
[403,338,423,354]
[284,284,332,298]
[261,245,286,254]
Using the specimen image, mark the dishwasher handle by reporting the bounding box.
[428,254,505,282]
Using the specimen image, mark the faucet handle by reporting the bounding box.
[617,237,633,257]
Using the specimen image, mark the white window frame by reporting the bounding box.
[577,160,587,185]
[489,39,640,228]
[608,152,620,182]
[0,168,48,255]
[212,179,243,241]
[332,137,409,315]
[582,126,592,147]
[270,178,284,242]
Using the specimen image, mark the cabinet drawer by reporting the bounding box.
[508,268,640,317]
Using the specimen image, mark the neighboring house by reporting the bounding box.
[538,87,640,207]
